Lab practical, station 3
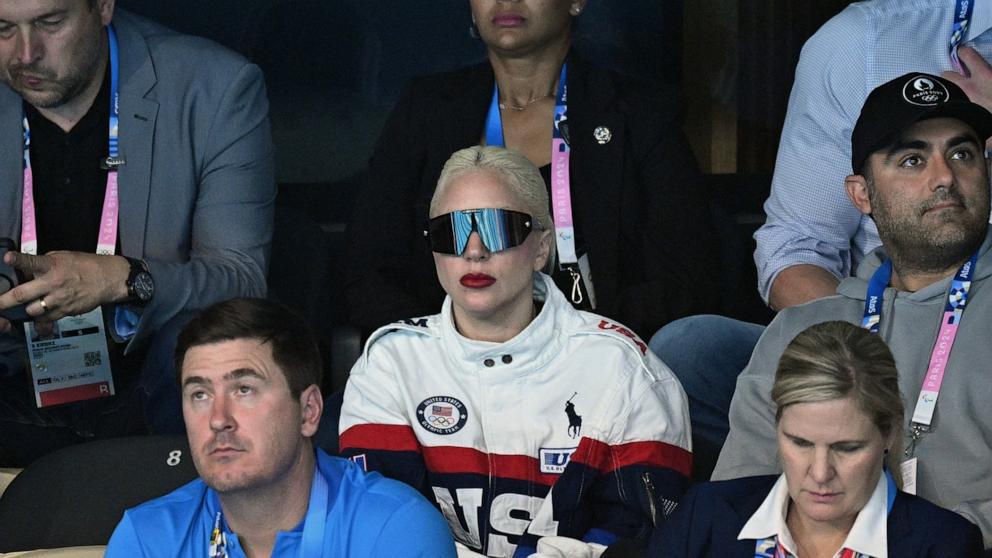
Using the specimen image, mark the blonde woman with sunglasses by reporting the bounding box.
[340,146,693,558]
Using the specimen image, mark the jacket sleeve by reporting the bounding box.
[514,353,692,557]
[338,339,431,498]
[711,317,787,481]
[615,96,719,338]
[344,83,439,333]
[647,482,704,558]
[126,61,275,347]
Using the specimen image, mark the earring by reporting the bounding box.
[469,22,480,39]
[570,4,582,15]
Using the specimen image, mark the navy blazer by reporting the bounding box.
[649,475,984,557]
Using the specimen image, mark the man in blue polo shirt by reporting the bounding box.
[105,298,455,557]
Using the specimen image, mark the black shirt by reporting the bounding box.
[24,66,110,255]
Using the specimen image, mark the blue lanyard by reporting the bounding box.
[861,253,977,333]
[484,64,567,147]
[950,0,975,71]
[20,24,122,257]
[207,462,329,557]
[22,23,120,165]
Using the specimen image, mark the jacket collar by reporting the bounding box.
[439,272,577,375]
[111,10,159,257]
[738,473,889,558]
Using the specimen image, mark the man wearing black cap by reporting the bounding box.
[713,72,992,548]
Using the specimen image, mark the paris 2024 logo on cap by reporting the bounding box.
[902,76,950,106]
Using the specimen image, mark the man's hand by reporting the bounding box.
[943,46,992,113]
[0,251,131,321]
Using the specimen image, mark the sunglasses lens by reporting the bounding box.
[427,209,536,255]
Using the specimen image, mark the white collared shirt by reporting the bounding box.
[738,473,889,558]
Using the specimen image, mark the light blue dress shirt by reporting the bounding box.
[754,0,992,303]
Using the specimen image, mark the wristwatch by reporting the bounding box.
[124,256,155,306]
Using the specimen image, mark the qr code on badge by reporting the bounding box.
[84,351,102,367]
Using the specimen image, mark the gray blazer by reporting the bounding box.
[0,10,276,348]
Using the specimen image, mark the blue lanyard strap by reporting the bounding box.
[107,23,121,161]
[299,462,329,558]
[950,0,975,71]
[22,23,120,166]
[484,64,567,148]
[861,259,892,333]
[206,460,330,558]
[862,253,978,331]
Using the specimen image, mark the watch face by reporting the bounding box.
[133,271,154,301]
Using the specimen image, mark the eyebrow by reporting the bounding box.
[181,368,265,389]
[882,133,981,162]
[782,431,867,445]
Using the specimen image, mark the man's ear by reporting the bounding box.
[299,384,323,438]
[845,174,873,216]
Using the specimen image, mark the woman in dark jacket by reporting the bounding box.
[649,321,984,557]
[345,0,716,340]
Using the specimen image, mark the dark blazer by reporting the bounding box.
[649,475,985,557]
[345,53,717,339]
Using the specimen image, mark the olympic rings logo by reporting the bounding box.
[428,415,457,427]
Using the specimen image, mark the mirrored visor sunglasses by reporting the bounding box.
[425,208,542,255]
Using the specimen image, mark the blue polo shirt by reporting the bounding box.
[105,449,456,557]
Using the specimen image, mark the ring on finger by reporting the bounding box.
[39,298,48,312]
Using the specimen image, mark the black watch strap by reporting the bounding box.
[124,256,154,306]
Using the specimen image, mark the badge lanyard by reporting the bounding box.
[752,472,896,557]
[21,24,121,257]
[861,252,978,455]
[949,0,975,72]
[485,64,586,304]
[207,462,329,557]
[20,25,120,409]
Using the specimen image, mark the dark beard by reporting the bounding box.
[872,188,988,276]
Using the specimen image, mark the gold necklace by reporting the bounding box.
[498,93,553,111]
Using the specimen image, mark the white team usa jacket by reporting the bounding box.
[340,273,692,557]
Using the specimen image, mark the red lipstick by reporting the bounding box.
[460,273,496,288]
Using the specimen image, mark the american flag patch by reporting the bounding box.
[432,405,452,417]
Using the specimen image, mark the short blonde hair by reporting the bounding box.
[772,321,905,486]
[431,146,556,272]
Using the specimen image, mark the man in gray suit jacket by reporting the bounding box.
[0,0,274,465]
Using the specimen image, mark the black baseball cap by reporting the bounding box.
[851,72,992,174]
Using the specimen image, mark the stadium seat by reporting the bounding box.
[0,436,196,552]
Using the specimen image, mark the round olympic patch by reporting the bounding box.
[417,396,468,435]
[902,76,949,106]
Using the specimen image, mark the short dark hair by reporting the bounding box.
[175,298,322,398]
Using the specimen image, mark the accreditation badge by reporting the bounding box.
[25,307,115,407]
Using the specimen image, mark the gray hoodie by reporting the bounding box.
[714,230,992,547]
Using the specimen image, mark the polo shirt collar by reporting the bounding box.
[738,473,889,558]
